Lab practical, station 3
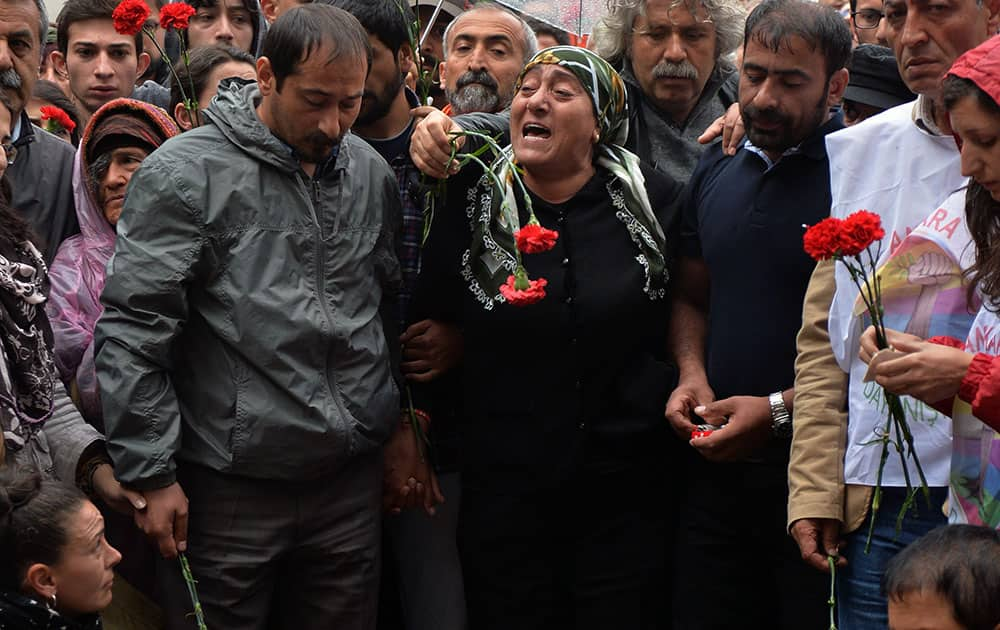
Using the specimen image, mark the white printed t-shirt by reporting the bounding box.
[826,100,969,487]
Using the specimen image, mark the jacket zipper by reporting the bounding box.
[304,175,333,324]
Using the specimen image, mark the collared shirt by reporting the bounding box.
[11,114,21,143]
[912,94,946,136]
[274,136,340,179]
[681,115,845,463]
[742,139,803,171]
[358,87,424,329]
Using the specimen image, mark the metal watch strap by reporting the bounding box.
[769,391,792,438]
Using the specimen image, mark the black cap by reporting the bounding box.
[844,44,916,110]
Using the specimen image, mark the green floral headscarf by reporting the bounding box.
[464,46,668,309]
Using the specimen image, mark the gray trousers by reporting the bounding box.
[160,452,382,630]
[385,472,466,630]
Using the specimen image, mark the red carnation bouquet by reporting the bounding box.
[803,211,931,551]
[39,105,76,136]
[113,0,201,125]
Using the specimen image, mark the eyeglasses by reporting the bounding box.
[2,142,16,165]
[852,9,883,29]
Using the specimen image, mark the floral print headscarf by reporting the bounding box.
[465,46,668,309]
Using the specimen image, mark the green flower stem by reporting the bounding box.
[398,0,435,105]
[839,250,929,553]
[419,131,502,245]
[141,27,195,117]
[404,383,430,463]
[827,555,838,630]
[453,129,535,219]
[417,129,536,286]
[179,552,208,630]
[139,25,199,124]
[181,46,200,127]
[864,423,890,554]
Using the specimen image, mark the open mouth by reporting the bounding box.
[522,123,551,139]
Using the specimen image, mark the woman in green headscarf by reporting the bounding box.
[411,46,683,629]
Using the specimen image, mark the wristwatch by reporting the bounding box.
[769,391,793,439]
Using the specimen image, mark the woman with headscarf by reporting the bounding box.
[412,47,682,629]
[46,98,179,430]
[0,97,143,519]
[860,36,1000,529]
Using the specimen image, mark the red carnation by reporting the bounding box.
[159,3,196,30]
[112,0,151,36]
[838,210,885,256]
[515,222,559,254]
[499,269,547,306]
[803,217,844,261]
[39,105,75,135]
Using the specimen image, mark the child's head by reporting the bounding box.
[883,525,1000,630]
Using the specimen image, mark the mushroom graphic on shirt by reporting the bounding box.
[903,251,955,339]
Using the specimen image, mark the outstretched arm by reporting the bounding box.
[95,159,204,558]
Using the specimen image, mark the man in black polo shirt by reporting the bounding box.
[665,0,851,627]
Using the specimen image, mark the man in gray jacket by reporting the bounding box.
[94,6,402,629]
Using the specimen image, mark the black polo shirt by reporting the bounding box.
[680,115,844,403]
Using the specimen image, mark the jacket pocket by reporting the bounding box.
[346,374,399,457]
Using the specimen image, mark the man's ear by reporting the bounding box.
[986,0,1000,34]
[173,102,193,130]
[398,42,414,75]
[827,67,849,109]
[51,49,68,77]
[260,0,279,24]
[437,60,448,89]
[256,56,275,95]
[47,49,67,79]
[135,51,150,80]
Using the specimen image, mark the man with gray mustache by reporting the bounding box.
[408,0,743,185]
[447,69,502,114]
[438,3,536,115]
[590,0,746,183]
[0,0,78,263]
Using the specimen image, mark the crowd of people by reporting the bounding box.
[0,0,999,628]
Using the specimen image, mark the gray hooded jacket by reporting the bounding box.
[95,80,401,490]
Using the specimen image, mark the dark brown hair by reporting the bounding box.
[0,176,30,249]
[261,4,372,92]
[943,75,1000,311]
[745,0,853,79]
[31,79,82,146]
[883,524,1000,630]
[0,467,86,588]
[169,44,254,116]
[56,0,144,57]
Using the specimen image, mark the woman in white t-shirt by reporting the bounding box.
[860,35,1000,529]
